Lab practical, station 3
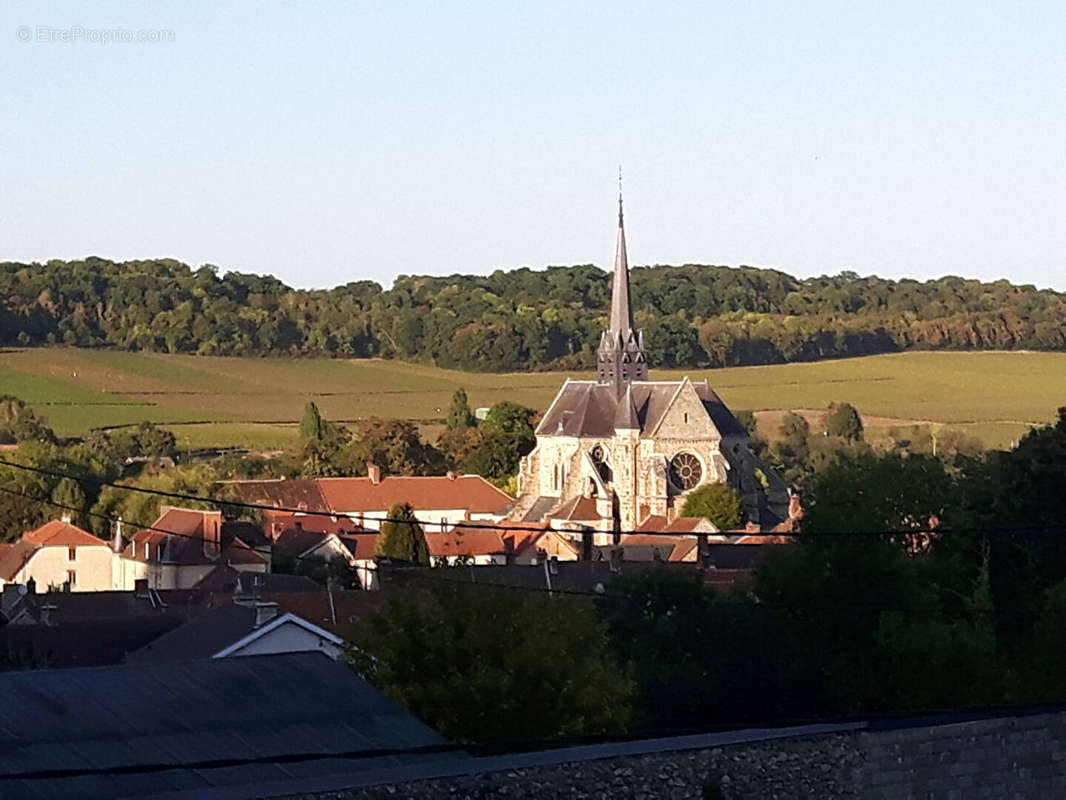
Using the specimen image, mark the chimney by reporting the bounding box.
[26,577,36,595]
[788,490,803,522]
[39,604,57,626]
[134,578,150,599]
[112,518,124,554]
[203,513,221,560]
[446,471,457,481]
[548,556,559,576]
[253,601,279,628]
[60,512,73,524]
[367,464,382,485]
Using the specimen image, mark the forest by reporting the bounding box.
[2,257,1065,371]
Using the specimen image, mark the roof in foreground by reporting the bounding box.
[0,652,448,800]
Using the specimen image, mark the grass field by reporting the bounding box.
[2,348,1064,450]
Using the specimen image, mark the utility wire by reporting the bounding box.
[0,484,1056,618]
[0,456,1052,539]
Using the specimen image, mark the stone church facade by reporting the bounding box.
[512,191,787,538]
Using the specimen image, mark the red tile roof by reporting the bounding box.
[0,541,40,581]
[316,475,513,515]
[635,515,714,534]
[338,533,381,561]
[618,534,698,562]
[426,526,507,558]
[222,538,266,565]
[551,495,603,522]
[264,512,366,539]
[22,520,108,548]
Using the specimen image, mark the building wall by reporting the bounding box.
[14,546,114,592]
[524,424,730,529]
[340,508,506,533]
[225,621,341,660]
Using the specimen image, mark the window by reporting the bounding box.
[143,542,149,560]
[66,570,76,588]
[668,452,703,491]
[68,546,76,561]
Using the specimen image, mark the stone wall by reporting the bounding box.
[284,709,1066,800]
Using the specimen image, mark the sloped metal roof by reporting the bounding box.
[0,652,449,799]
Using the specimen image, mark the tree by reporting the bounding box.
[733,409,757,437]
[461,401,537,481]
[298,401,348,475]
[0,396,55,444]
[376,502,430,565]
[50,478,87,522]
[680,483,746,529]
[803,452,950,536]
[349,582,632,741]
[337,418,445,477]
[298,401,327,444]
[825,402,864,441]
[445,388,475,430]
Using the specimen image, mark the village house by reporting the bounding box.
[271,519,381,590]
[225,468,514,534]
[115,507,270,590]
[125,602,345,663]
[0,520,114,592]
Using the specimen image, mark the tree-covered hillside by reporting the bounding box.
[3,257,1065,371]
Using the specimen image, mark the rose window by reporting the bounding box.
[669,452,702,491]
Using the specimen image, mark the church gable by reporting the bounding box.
[647,379,721,441]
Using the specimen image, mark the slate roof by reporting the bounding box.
[0,652,449,800]
[536,379,746,438]
[0,616,186,670]
[521,496,558,523]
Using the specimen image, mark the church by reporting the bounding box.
[511,190,789,539]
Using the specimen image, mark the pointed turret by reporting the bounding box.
[597,171,648,392]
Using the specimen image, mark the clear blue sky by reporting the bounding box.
[2,1,1065,289]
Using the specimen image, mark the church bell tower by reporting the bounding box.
[597,172,648,393]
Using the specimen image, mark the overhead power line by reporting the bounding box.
[0,457,1050,539]
[0,484,1058,619]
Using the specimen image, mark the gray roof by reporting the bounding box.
[124,604,265,663]
[537,380,746,439]
[0,652,448,800]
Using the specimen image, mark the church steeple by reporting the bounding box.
[597,169,648,391]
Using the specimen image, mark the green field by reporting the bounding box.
[1,348,1064,450]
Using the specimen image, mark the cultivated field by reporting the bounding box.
[1,348,1064,450]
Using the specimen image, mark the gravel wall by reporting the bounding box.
[285,710,1066,800]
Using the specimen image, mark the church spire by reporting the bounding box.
[597,168,648,391]
[609,167,635,335]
